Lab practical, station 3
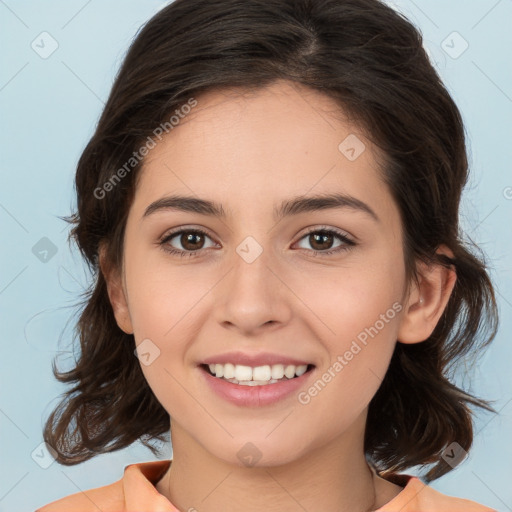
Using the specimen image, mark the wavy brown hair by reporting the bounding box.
[44,0,499,482]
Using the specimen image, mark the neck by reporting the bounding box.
[156,412,392,512]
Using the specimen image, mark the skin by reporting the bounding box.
[100,79,456,512]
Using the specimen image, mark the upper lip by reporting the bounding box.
[200,351,314,368]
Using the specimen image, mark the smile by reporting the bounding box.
[199,363,316,407]
[203,363,312,386]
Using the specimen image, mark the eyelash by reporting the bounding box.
[158,225,356,259]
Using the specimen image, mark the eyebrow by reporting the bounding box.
[142,193,379,223]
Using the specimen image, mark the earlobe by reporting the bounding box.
[397,246,457,344]
[98,242,134,335]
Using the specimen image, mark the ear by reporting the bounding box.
[397,245,456,344]
[98,241,134,335]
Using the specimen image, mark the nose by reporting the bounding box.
[212,241,292,336]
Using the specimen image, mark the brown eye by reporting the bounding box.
[295,227,356,256]
[180,232,206,250]
[159,228,216,258]
[308,232,335,251]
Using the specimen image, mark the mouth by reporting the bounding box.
[199,363,316,386]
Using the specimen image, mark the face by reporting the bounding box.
[106,80,412,467]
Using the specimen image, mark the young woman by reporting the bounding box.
[36,0,499,510]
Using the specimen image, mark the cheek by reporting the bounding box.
[293,250,404,396]
[295,279,402,439]
[293,250,404,341]
[123,251,216,404]
[123,243,210,338]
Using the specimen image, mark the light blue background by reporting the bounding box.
[1,1,511,511]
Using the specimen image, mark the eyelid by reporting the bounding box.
[159,225,217,246]
[158,224,357,258]
[297,224,356,243]
[160,224,355,243]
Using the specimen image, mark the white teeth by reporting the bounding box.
[223,363,235,379]
[284,365,296,379]
[206,362,309,384]
[238,379,279,386]
[234,365,253,381]
[252,365,271,381]
[271,364,285,379]
[295,365,307,377]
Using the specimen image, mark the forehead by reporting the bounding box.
[131,80,396,224]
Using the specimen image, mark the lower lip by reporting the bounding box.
[199,365,315,407]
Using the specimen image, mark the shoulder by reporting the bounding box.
[376,475,497,512]
[34,479,124,512]
[34,459,172,512]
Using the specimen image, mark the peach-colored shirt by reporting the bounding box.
[35,459,497,512]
